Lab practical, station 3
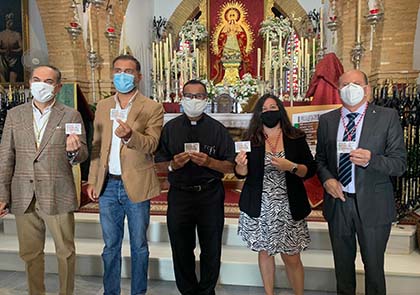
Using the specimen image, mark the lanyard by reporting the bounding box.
[340,103,367,141]
[33,115,49,148]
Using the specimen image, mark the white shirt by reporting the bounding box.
[108,91,137,175]
[336,103,367,193]
[32,100,55,148]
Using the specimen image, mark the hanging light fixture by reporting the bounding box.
[104,4,118,47]
[65,1,82,43]
[326,0,339,47]
[365,0,384,50]
[326,0,338,32]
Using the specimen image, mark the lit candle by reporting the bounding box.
[357,0,362,43]
[195,48,200,78]
[257,48,261,78]
[88,6,93,51]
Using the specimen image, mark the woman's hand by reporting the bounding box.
[235,150,248,166]
[271,157,293,172]
[235,151,248,176]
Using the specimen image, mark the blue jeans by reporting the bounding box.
[99,178,150,295]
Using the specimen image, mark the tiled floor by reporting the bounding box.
[0,270,334,294]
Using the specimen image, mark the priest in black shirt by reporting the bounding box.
[155,79,235,295]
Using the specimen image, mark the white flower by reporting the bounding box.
[259,16,293,42]
[233,73,258,103]
[179,19,208,43]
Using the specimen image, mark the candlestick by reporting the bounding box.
[312,38,316,69]
[357,0,362,43]
[267,41,272,81]
[122,15,127,54]
[168,33,173,60]
[159,41,163,80]
[273,66,277,94]
[196,48,200,78]
[180,59,185,85]
[152,43,156,82]
[166,61,170,102]
[189,58,193,80]
[257,48,261,78]
[173,50,178,79]
[164,40,169,65]
[306,53,310,86]
[265,32,269,81]
[320,7,324,49]
[88,6,94,51]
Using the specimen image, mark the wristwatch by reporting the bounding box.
[290,163,298,174]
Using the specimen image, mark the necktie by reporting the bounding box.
[338,113,359,187]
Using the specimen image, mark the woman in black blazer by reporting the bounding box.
[235,94,316,295]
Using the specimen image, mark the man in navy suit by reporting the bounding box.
[316,69,406,295]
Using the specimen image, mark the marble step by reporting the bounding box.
[2,214,417,254]
[0,233,419,294]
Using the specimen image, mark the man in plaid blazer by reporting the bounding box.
[0,65,88,295]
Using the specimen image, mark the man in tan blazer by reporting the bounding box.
[86,54,164,295]
[0,65,88,295]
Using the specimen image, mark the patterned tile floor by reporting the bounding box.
[0,270,334,294]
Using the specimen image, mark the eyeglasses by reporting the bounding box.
[183,93,208,100]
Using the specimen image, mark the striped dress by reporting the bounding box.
[238,151,310,256]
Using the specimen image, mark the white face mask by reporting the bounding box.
[181,98,207,118]
[31,82,56,103]
[340,83,365,106]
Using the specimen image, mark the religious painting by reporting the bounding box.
[209,0,264,85]
[0,0,27,84]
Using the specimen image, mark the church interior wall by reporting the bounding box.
[22,0,420,103]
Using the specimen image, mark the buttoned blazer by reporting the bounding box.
[0,102,88,215]
[316,103,407,226]
[88,93,164,203]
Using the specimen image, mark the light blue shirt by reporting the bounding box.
[336,103,367,193]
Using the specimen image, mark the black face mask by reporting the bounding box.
[261,110,281,128]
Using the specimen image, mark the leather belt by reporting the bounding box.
[108,174,122,180]
[171,179,218,192]
[344,192,356,198]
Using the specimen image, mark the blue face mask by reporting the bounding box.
[113,73,136,93]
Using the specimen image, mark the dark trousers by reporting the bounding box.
[328,195,391,295]
[167,181,225,295]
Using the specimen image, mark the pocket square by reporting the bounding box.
[56,126,62,129]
